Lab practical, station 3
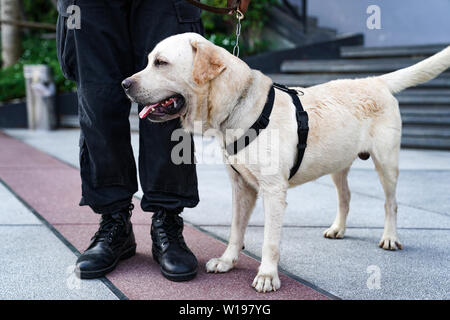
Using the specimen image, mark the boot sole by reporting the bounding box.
[152,249,198,282]
[76,244,136,279]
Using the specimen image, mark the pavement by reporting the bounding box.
[1,128,449,300]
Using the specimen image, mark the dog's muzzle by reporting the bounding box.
[138,95,186,120]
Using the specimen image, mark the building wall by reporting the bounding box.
[288,0,450,47]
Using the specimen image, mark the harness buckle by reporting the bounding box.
[273,82,302,96]
[297,111,309,130]
[257,113,270,129]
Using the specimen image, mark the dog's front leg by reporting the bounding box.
[252,186,287,293]
[206,166,257,273]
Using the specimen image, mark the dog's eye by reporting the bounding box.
[154,58,168,67]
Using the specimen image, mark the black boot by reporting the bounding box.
[151,209,198,282]
[76,204,136,279]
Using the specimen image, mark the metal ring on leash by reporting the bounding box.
[235,9,244,20]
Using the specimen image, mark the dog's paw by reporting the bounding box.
[323,225,345,239]
[252,271,281,293]
[379,235,403,250]
[206,257,235,273]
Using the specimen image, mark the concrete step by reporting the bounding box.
[402,126,450,149]
[276,4,319,28]
[400,105,450,116]
[130,115,139,132]
[282,58,450,74]
[268,6,330,34]
[403,125,450,138]
[401,114,450,126]
[130,103,139,131]
[396,89,450,105]
[340,44,449,59]
[281,57,431,74]
[268,73,450,88]
[59,115,78,128]
[401,136,450,149]
[61,110,140,132]
[266,6,337,47]
[244,33,364,73]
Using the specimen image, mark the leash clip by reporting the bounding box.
[232,9,244,57]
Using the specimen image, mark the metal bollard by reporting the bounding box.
[23,65,57,130]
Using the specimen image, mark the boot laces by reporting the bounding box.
[153,211,185,246]
[92,204,134,244]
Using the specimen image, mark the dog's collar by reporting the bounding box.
[225,83,309,180]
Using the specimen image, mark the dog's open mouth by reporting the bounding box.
[139,95,185,119]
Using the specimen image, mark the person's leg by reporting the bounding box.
[58,0,138,213]
[56,0,137,278]
[132,0,201,213]
[130,0,203,281]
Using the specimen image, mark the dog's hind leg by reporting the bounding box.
[371,136,402,250]
[323,167,351,239]
[206,166,257,273]
[252,185,287,292]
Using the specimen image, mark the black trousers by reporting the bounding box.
[56,0,201,214]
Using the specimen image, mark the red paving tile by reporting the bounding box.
[0,132,329,300]
[0,132,63,169]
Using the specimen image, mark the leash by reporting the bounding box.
[232,9,244,57]
[183,0,241,15]
[184,0,244,57]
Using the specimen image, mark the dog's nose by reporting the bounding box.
[121,78,133,91]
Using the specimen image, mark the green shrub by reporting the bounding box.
[0,0,74,103]
[0,0,277,102]
[0,36,75,102]
[23,0,58,25]
[202,0,279,56]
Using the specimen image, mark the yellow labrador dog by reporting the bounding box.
[123,33,450,292]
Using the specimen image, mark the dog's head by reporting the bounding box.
[123,33,233,128]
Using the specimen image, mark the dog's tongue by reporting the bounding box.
[139,103,159,119]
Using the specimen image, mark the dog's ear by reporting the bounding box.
[191,40,226,85]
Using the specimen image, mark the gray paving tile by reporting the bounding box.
[0,225,118,300]
[317,169,450,216]
[0,178,118,300]
[0,183,41,225]
[203,225,450,300]
[4,129,449,300]
[183,164,450,229]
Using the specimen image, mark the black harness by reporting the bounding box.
[225,83,309,179]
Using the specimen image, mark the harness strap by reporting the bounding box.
[273,83,309,179]
[226,83,309,180]
[226,86,275,155]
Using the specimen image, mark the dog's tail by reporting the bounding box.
[379,46,450,94]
